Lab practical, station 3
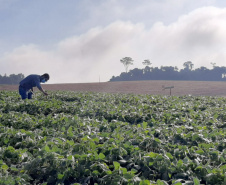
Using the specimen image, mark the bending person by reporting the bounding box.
[19,73,49,99]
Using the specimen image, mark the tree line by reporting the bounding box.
[110,57,226,81]
[0,73,25,85]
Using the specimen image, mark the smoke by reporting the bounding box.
[1,6,226,83]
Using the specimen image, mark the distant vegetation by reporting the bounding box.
[110,59,226,82]
[0,73,24,85]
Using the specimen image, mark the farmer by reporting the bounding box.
[19,73,50,100]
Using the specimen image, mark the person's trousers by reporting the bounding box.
[19,86,33,99]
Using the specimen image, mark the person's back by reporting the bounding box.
[20,74,42,90]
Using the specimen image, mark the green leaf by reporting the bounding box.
[131,168,138,174]
[142,122,147,129]
[220,164,226,170]
[99,153,105,160]
[120,167,127,174]
[193,178,200,185]
[67,155,74,161]
[183,157,190,164]
[57,173,64,180]
[147,152,158,158]
[124,172,134,180]
[67,140,74,146]
[61,126,66,131]
[74,154,80,159]
[92,170,99,176]
[196,149,204,155]
[157,179,169,185]
[113,161,120,170]
[67,126,73,137]
[154,138,161,143]
[177,160,183,167]
[195,166,203,170]
[93,137,99,142]
[166,152,173,159]
[52,145,59,152]
[10,167,19,172]
[173,183,182,185]
[1,164,9,170]
[4,138,9,144]
[156,154,164,161]
[44,145,51,152]
[139,180,150,185]
[106,170,112,175]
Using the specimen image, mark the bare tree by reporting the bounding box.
[120,57,134,73]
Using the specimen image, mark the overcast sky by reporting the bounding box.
[1,0,226,83]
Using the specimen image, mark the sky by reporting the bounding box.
[1,0,226,83]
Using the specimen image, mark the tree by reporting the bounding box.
[0,73,25,84]
[183,61,194,70]
[211,62,216,68]
[120,57,133,73]
[130,68,143,80]
[142,59,151,67]
[109,62,226,82]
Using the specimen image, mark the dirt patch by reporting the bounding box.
[1,81,226,96]
[0,85,19,91]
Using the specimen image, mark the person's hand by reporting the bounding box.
[44,92,48,96]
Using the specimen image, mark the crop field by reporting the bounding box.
[0,90,226,184]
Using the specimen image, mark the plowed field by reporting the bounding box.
[1,80,226,96]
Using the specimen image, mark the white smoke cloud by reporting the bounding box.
[1,6,226,83]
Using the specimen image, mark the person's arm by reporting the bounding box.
[38,86,48,96]
[36,82,48,96]
[36,77,48,96]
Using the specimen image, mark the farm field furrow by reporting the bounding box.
[0,91,225,185]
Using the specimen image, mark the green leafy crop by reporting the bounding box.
[0,91,225,184]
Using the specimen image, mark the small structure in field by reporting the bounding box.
[162,85,174,95]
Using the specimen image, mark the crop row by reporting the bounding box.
[0,91,225,185]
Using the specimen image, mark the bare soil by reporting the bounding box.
[1,80,226,96]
